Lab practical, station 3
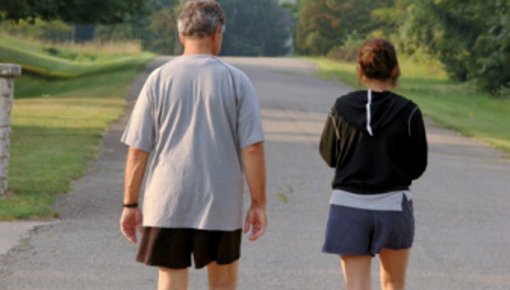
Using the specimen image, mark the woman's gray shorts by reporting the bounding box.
[322,197,414,256]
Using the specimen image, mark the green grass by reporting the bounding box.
[311,57,510,155]
[0,34,146,78]
[0,36,153,219]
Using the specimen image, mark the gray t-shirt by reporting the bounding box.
[121,55,264,230]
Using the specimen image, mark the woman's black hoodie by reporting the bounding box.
[319,90,428,194]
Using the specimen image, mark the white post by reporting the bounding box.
[0,64,22,196]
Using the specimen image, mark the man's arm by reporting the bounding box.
[120,146,150,244]
[241,142,267,241]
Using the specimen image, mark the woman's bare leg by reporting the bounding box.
[379,248,411,290]
[340,255,372,290]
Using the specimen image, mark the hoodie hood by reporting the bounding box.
[334,90,410,136]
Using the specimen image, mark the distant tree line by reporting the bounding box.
[0,0,294,57]
[5,1,506,94]
[218,0,293,56]
[410,0,510,94]
[94,0,181,54]
[0,0,145,24]
[295,0,510,96]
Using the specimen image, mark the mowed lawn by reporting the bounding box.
[0,34,153,219]
[312,57,510,155]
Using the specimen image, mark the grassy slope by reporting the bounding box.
[312,57,510,155]
[0,35,146,78]
[0,36,153,219]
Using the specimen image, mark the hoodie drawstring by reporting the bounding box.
[366,90,374,136]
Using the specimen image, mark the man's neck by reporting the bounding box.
[182,38,215,56]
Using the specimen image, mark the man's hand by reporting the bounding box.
[120,207,143,244]
[241,142,267,241]
[243,205,267,241]
[121,147,148,244]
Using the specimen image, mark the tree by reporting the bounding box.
[295,0,338,55]
[146,7,179,54]
[94,0,180,54]
[409,0,510,94]
[473,2,510,94]
[295,0,395,55]
[0,0,146,25]
[408,0,482,81]
[218,0,293,56]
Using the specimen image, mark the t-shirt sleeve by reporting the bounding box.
[121,79,156,152]
[237,73,264,148]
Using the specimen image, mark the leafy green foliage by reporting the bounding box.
[409,0,510,95]
[1,0,293,56]
[470,1,510,94]
[218,0,293,56]
[0,18,73,42]
[409,0,484,81]
[95,0,180,55]
[0,0,146,24]
[296,0,510,95]
[295,0,396,55]
[94,0,293,56]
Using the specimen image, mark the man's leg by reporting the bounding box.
[379,248,410,290]
[207,261,239,290]
[158,267,188,290]
[340,255,372,290]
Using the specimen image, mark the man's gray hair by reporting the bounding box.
[177,0,226,38]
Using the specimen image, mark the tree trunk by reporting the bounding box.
[0,64,22,196]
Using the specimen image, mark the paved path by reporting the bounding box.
[1,57,509,289]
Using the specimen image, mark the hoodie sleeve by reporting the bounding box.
[408,107,428,179]
[319,111,340,168]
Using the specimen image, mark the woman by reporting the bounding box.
[319,39,428,290]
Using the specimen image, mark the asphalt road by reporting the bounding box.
[1,57,509,290]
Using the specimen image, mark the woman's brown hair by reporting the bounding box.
[357,39,400,87]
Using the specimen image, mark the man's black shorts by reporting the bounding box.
[136,227,242,269]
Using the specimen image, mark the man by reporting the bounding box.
[119,1,267,289]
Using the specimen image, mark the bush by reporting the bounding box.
[0,18,73,42]
[295,0,396,56]
[219,0,293,56]
[327,33,365,62]
[409,0,510,96]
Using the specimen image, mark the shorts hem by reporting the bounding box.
[322,247,376,257]
[322,246,413,257]
[380,245,413,252]
[137,256,241,270]
[196,256,241,269]
[136,257,191,269]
